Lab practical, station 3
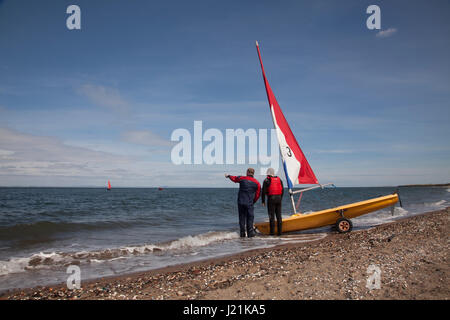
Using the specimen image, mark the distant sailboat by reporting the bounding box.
[107,180,111,191]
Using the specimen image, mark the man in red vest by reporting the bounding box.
[261,168,284,236]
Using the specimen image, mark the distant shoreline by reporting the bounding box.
[0,184,448,189]
[398,183,450,188]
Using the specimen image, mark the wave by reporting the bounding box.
[0,231,239,276]
[0,252,67,276]
[424,200,447,207]
[0,220,137,241]
[354,198,449,228]
[164,231,239,250]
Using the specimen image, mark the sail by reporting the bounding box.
[256,41,319,188]
[107,180,111,189]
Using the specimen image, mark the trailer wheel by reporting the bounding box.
[336,218,353,233]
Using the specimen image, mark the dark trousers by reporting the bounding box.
[267,195,282,235]
[238,204,255,238]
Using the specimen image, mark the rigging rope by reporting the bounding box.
[295,184,337,213]
[295,192,303,212]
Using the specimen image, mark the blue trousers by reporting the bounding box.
[238,204,255,237]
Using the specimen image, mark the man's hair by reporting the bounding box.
[247,168,255,176]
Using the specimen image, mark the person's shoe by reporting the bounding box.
[247,230,256,238]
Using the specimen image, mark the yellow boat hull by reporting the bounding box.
[254,193,399,235]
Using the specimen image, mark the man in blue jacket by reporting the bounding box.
[225,168,261,238]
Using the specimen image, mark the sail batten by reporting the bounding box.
[256,41,319,186]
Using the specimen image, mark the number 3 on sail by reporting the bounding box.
[285,147,292,158]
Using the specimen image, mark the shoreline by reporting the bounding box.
[1,208,449,300]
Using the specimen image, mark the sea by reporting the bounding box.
[0,186,449,293]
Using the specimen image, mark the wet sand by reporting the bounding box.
[1,207,449,300]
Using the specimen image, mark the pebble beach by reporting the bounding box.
[1,207,448,300]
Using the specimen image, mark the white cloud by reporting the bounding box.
[0,127,252,187]
[376,28,398,38]
[121,130,174,147]
[77,84,130,112]
[0,149,15,160]
[0,128,128,178]
[313,149,355,154]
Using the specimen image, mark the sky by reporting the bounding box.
[0,0,449,187]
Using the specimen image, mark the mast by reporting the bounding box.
[255,41,320,213]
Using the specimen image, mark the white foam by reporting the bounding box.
[429,200,446,206]
[353,205,409,227]
[0,257,30,276]
[165,231,239,250]
[0,231,240,276]
[36,252,60,259]
[122,244,158,254]
[257,233,327,243]
[420,199,447,211]
[393,206,409,216]
[89,259,103,264]
[0,252,66,276]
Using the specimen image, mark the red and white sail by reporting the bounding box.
[256,41,318,188]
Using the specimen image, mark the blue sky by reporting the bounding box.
[0,0,449,187]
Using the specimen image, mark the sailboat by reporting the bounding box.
[253,41,399,234]
[107,180,111,191]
